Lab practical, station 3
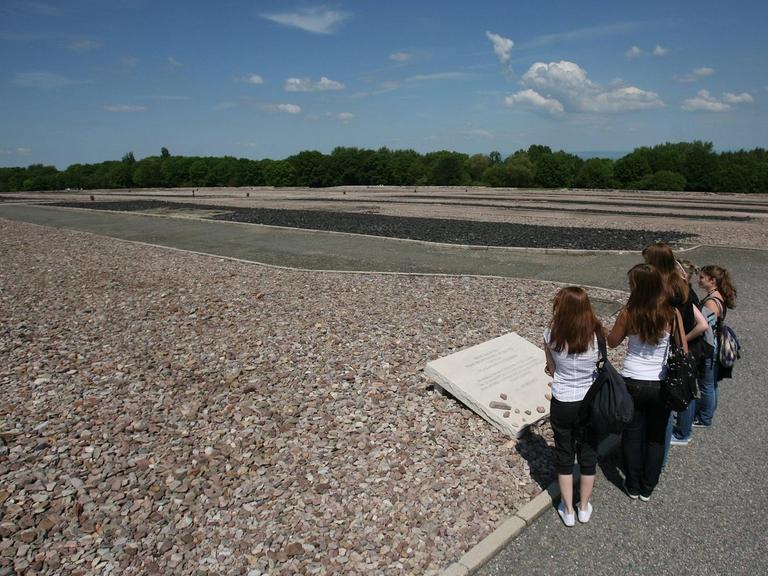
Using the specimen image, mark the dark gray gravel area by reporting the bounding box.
[49,200,695,250]
[477,245,768,576]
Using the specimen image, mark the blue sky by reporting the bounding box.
[1,0,767,169]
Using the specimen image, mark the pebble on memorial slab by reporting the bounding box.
[536,406,545,413]
[489,401,511,410]
[503,411,510,418]
[524,410,531,415]
[499,393,507,400]
[515,408,520,414]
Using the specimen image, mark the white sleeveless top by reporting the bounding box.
[544,329,599,402]
[622,332,670,380]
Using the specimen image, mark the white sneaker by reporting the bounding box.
[557,502,576,527]
[576,501,593,523]
[670,436,691,446]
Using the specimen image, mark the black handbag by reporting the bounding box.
[661,310,699,411]
[578,333,634,435]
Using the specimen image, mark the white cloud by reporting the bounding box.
[528,22,636,48]
[236,73,264,85]
[103,104,147,112]
[508,60,663,114]
[167,56,182,68]
[458,128,495,139]
[676,66,715,82]
[389,52,412,62]
[682,90,754,111]
[261,7,351,34]
[405,72,468,83]
[653,44,668,56]
[0,147,32,156]
[12,71,74,89]
[486,31,514,66]
[152,95,192,101]
[504,89,564,114]
[69,38,100,51]
[264,104,301,114]
[682,90,730,111]
[723,92,754,104]
[285,76,344,92]
[625,46,643,59]
[335,112,354,123]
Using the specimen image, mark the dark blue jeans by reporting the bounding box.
[695,356,719,426]
[622,378,671,497]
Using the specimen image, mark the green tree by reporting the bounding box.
[262,159,296,186]
[427,151,469,186]
[614,151,652,188]
[640,170,687,191]
[575,158,614,189]
[534,152,579,188]
[132,158,162,187]
[161,147,171,158]
[122,151,136,164]
[466,154,490,183]
[188,159,209,186]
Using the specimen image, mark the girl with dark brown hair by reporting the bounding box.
[544,287,603,526]
[607,264,685,501]
[642,243,708,448]
[695,264,738,426]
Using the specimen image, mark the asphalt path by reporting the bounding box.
[2,203,766,575]
[478,246,767,576]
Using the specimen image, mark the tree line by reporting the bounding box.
[2,141,767,193]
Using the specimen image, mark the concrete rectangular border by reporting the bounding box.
[439,434,620,575]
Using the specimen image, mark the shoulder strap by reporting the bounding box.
[595,330,608,364]
[702,294,726,326]
[672,308,688,353]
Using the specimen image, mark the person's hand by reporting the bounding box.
[544,365,553,377]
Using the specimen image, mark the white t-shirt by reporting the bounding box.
[544,328,599,402]
[621,333,670,380]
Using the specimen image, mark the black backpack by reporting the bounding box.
[578,333,635,435]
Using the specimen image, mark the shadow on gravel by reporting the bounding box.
[50,200,696,251]
[515,428,556,489]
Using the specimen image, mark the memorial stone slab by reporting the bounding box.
[425,332,551,437]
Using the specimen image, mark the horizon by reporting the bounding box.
[1,1,766,169]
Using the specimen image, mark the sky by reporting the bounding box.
[1,0,767,169]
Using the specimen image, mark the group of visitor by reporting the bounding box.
[542,242,737,527]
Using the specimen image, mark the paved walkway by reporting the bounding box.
[2,203,766,575]
[479,246,767,576]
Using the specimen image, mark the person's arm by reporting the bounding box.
[686,304,709,342]
[606,308,628,348]
[544,343,555,377]
[703,295,722,319]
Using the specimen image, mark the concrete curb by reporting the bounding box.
[439,434,621,575]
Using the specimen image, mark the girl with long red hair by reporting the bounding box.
[544,286,603,526]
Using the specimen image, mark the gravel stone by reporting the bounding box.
[0,218,628,575]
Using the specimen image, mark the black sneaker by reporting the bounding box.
[692,419,712,428]
[623,481,640,499]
